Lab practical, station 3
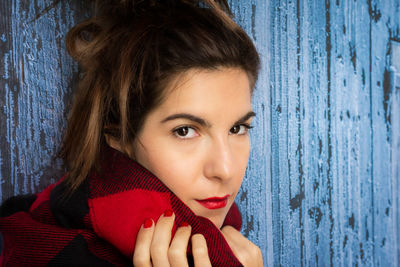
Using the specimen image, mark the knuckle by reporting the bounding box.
[168,246,182,259]
[224,225,235,230]
[150,243,164,256]
[175,226,190,237]
[248,243,261,256]
[221,225,233,233]
[132,256,147,266]
[238,252,252,265]
[238,245,262,265]
[192,246,208,256]
[254,247,263,262]
[192,233,205,241]
[221,225,237,237]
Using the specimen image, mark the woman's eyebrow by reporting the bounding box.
[161,113,211,127]
[160,111,256,127]
[235,111,256,125]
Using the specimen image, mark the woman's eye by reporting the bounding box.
[173,126,198,139]
[230,124,252,135]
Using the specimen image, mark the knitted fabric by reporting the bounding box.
[0,145,242,266]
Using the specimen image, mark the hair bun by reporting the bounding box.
[66,0,234,69]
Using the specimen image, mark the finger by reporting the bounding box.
[221,226,263,267]
[191,234,212,267]
[221,226,246,262]
[150,209,175,267]
[133,218,155,267]
[168,222,191,267]
[221,225,245,251]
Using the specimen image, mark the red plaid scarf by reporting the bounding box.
[0,145,242,266]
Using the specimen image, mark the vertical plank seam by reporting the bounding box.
[296,0,305,266]
[324,0,334,265]
[367,0,376,264]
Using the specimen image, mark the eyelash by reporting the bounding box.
[172,123,253,139]
[230,123,253,135]
[172,126,199,139]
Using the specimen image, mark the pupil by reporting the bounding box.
[179,127,188,136]
[232,126,239,133]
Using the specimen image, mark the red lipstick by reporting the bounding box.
[196,195,230,210]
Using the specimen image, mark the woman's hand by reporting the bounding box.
[221,226,264,267]
[133,210,212,267]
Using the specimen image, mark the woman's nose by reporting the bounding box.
[203,137,236,182]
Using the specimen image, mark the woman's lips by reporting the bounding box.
[196,195,230,210]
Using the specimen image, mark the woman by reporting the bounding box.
[0,0,262,266]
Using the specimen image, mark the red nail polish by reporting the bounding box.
[143,218,153,228]
[164,209,173,217]
[181,221,189,227]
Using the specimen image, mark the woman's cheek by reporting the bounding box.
[146,141,204,184]
[166,137,206,162]
[232,137,251,165]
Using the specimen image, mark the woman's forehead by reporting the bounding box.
[150,67,253,122]
[163,67,252,99]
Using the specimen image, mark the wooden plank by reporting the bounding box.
[268,0,400,265]
[0,1,90,200]
[270,0,291,264]
[329,0,374,265]
[300,1,332,265]
[391,40,400,265]
[270,0,330,265]
[370,0,400,265]
[229,0,272,265]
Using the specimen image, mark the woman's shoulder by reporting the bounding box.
[0,194,37,217]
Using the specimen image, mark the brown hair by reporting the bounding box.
[60,0,260,191]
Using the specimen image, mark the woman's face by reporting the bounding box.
[134,67,254,228]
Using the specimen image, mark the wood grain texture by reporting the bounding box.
[1,0,399,266]
[229,0,272,265]
[370,1,400,265]
[269,0,399,265]
[0,0,91,200]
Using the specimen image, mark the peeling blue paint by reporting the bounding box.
[1,0,89,198]
[2,52,9,79]
[268,0,399,265]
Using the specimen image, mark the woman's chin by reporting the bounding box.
[195,207,230,229]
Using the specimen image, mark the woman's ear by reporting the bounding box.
[105,134,138,161]
[104,134,122,152]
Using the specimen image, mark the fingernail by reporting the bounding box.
[181,221,189,227]
[164,209,173,217]
[143,218,153,228]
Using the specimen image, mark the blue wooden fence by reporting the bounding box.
[1,0,399,266]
